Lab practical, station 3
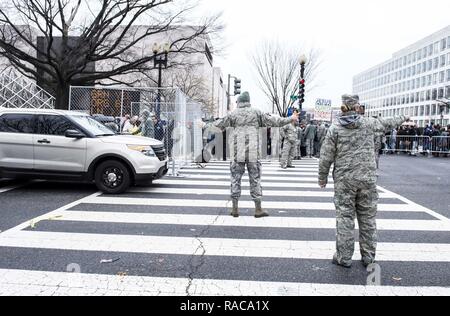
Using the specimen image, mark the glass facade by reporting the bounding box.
[353,28,450,127]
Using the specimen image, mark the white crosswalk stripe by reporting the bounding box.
[0,159,449,296]
[81,196,430,213]
[128,187,397,199]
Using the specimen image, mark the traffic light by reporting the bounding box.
[298,79,305,105]
[234,78,241,95]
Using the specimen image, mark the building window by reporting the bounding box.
[433,57,439,69]
[440,55,446,67]
[440,71,445,83]
[442,38,447,51]
[432,89,437,100]
[434,42,440,54]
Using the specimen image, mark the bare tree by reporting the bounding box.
[168,66,215,115]
[135,62,216,116]
[251,40,321,117]
[0,0,223,109]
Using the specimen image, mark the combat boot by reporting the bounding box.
[254,200,269,218]
[361,257,376,268]
[332,253,352,269]
[231,199,239,218]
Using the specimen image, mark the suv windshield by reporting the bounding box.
[70,115,116,136]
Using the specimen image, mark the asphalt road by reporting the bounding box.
[0,158,449,295]
[377,154,450,218]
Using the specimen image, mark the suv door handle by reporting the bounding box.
[37,139,51,144]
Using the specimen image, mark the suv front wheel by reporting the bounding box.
[94,160,131,194]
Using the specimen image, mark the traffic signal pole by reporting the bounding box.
[226,74,241,112]
[298,61,306,112]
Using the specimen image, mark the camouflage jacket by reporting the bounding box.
[319,113,408,184]
[316,125,327,142]
[207,103,292,162]
[281,123,298,143]
[297,127,304,145]
[304,124,317,140]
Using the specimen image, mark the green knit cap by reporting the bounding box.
[237,91,250,103]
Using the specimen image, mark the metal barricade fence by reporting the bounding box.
[68,86,204,175]
[431,136,450,154]
[384,135,450,155]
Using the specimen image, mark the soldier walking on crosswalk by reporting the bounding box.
[205,92,298,218]
[280,113,299,169]
[319,94,408,268]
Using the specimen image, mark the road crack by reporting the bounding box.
[185,200,228,296]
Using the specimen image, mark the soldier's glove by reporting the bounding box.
[319,180,327,189]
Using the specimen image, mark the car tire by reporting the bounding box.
[94,160,131,194]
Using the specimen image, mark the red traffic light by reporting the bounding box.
[299,79,305,85]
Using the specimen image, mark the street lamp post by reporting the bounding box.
[153,43,170,119]
[298,54,307,116]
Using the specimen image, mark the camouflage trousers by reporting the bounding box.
[314,140,323,158]
[280,140,296,168]
[231,161,262,202]
[334,180,379,265]
[305,139,314,157]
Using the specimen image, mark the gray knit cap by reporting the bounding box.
[341,94,360,112]
[237,91,250,103]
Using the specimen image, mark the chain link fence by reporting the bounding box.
[68,86,203,175]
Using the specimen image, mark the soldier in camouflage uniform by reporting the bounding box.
[314,122,327,158]
[206,92,298,218]
[280,118,299,169]
[318,94,408,268]
[304,121,317,158]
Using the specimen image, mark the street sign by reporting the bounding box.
[314,99,332,121]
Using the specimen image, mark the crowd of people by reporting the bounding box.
[280,120,329,168]
[92,111,171,141]
[382,123,450,156]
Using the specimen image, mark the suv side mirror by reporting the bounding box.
[65,129,85,139]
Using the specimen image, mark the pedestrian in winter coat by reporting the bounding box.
[315,122,327,158]
[304,122,317,158]
[133,110,155,138]
[319,94,408,268]
[205,92,298,218]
